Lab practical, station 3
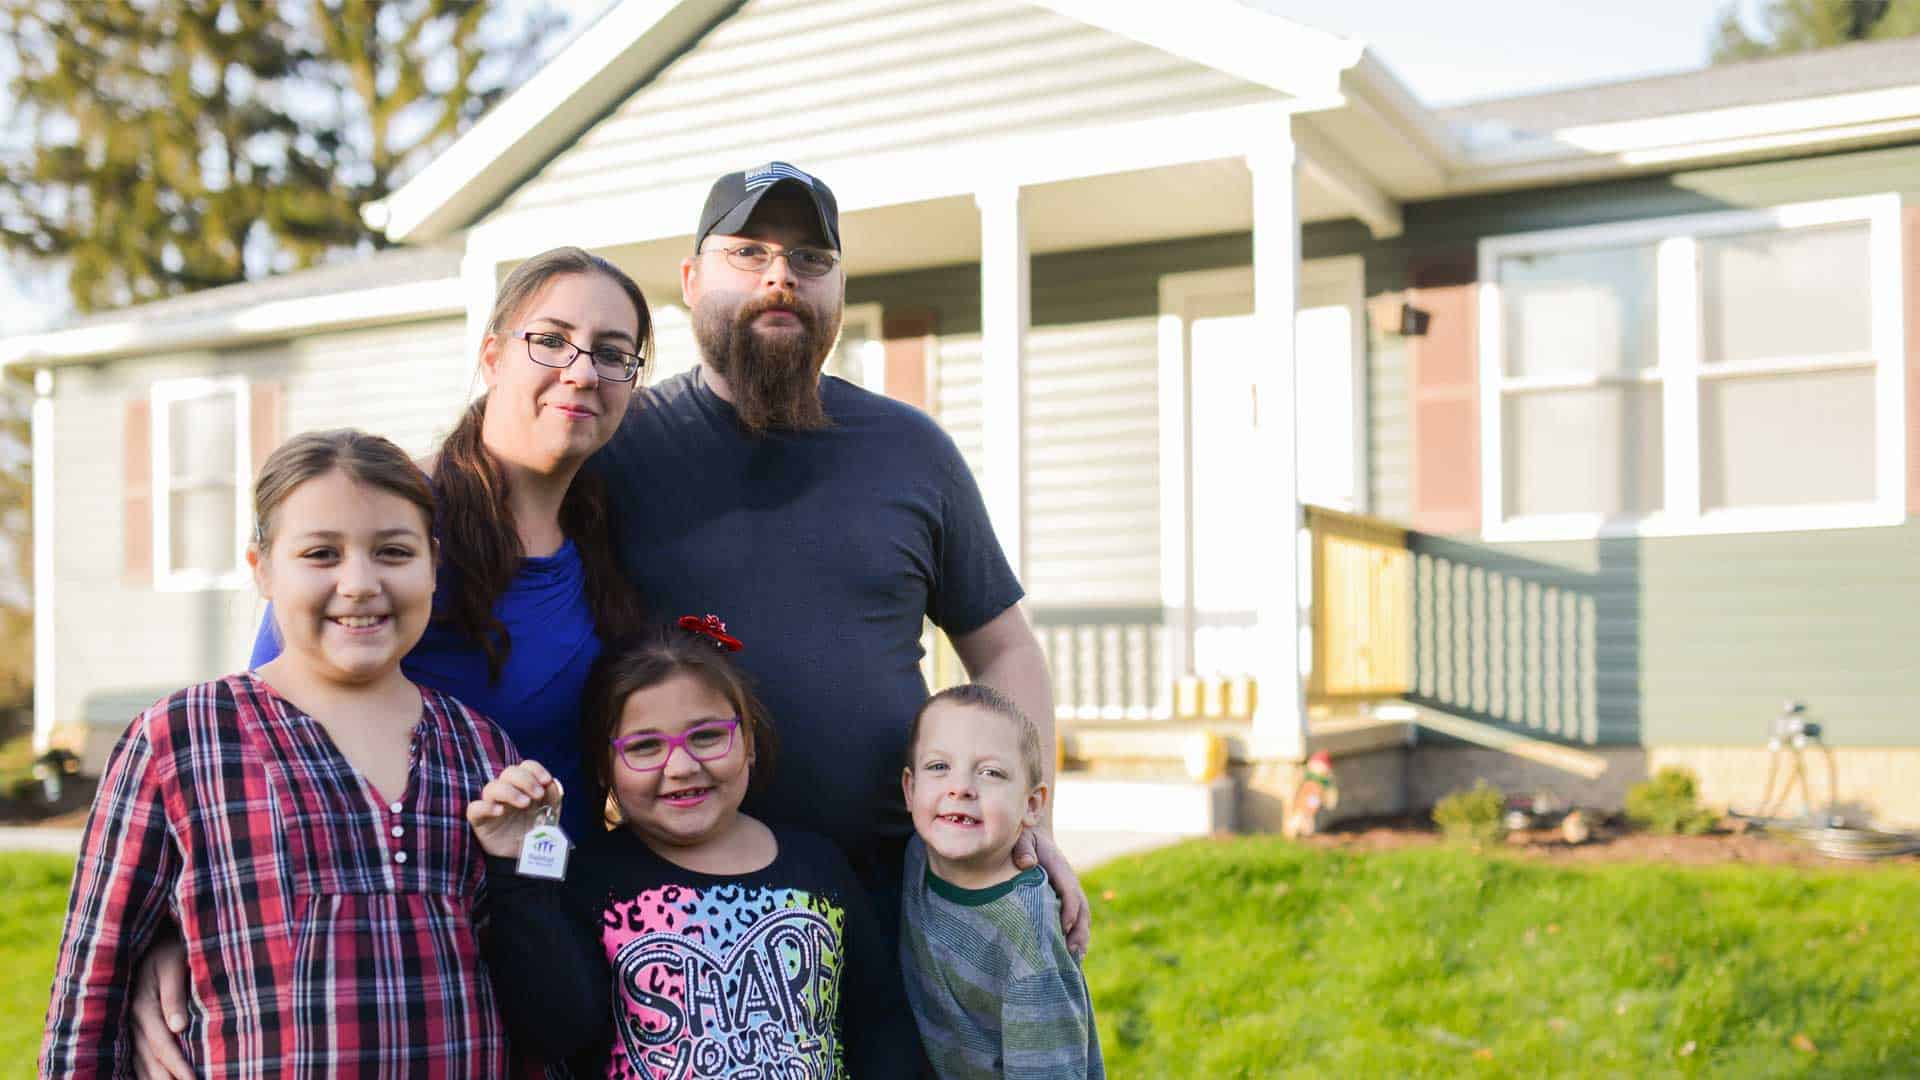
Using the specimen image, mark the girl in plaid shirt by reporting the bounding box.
[43,430,523,1078]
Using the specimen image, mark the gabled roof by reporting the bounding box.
[370,0,1367,244]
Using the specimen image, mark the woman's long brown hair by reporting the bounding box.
[433,247,653,679]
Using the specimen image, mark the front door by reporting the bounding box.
[1159,257,1365,680]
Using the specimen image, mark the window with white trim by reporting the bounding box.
[824,302,886,393]
[1480,194,1906,540]
[151,376,251,589]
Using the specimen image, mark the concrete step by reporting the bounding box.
[1062,715,1412,769]
[1053,773,1236,835]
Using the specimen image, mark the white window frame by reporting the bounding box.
[151,375,251,591]
[826,302,887,393]
[1479,193,1906,542]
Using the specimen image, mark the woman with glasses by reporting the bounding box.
[126,247,654,1079]
[466,618,916,1077]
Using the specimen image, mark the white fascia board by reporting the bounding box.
[374,0,736,245]
[1036,0,1363,100]
[0,277,465,371]
[470,99,1301,260]
[1336,53,1457,185]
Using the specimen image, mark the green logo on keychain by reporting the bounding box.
[516,785,570,881]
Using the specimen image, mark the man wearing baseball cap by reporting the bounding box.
[592,160,1088,961]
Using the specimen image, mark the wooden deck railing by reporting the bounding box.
[922,506,1421,723]
[1305,505,1413,704]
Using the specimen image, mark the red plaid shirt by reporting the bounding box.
[42,672,520,1079]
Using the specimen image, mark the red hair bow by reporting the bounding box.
[678,614,744,652]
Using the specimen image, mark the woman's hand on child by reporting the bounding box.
[465,761,562,860]
[1012,826,1092,959]
[129,934,194,1080]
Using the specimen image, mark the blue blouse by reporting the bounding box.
[250,540,604,837]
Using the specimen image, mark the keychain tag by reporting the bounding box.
[516,799,570,880]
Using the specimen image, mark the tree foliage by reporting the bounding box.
[0,1,560,313]
[1711,0,1920,62]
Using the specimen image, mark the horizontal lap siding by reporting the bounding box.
[279,321,474,455]
[54,317,467,739]
[1024,319,1159,606]
[490,0,1274,226]
[1488,525,1920,747]
[933,334,985,479]
[926,322,1160,608]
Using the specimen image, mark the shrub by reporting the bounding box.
[1432,780,1507,846]
[1626,766,1718,835]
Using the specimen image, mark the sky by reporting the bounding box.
[2,0,1743,330]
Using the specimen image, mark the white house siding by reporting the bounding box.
[53,316,468,761]
[1367,318,1412,520]
[279,320,475,455]
[932,333,986,479]
[929,319,1159,607]
[1023,318,1159,606]
[486,0,1277,229]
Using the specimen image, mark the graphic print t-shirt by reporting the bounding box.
[483,825,913,1079]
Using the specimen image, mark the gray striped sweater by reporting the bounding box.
[899,836,1105,1079]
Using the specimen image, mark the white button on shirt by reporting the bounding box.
[394,851,408,864]
[391,825,405,839]
[390,802,404,814]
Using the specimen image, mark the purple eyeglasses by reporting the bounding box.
[610,717,741,773]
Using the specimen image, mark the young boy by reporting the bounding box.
[899,684,1105,1079]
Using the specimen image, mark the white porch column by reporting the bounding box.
[460,246,500,384]
[1248,138,1308,762]
[31,368,55,752]
[976,185,1029,577]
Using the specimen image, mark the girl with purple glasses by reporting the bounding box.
[466,617,916,1078]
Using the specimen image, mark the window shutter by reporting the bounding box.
[250,380,283,478]
[124,398,152,585]
[1906,207,1920,515]
[882,309,936,410]
[1409,262,1481,534]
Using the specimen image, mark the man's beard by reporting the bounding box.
[694,290,842,436]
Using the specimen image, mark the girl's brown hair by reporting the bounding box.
[583,622,779,813]
[435,247,654,679]
[253,429,435,549]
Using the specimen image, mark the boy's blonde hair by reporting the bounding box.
[905,684,1044,788]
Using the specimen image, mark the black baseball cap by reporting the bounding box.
[694,161,841,253]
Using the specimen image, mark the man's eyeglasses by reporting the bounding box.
[610,717,741,773]
[702,242,840,278]
[518,330,645,383]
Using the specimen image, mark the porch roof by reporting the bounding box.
[369,0,1369,247]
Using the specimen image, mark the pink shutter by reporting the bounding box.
[1409,264,1481,535]
[124,398,152,585]
[250,381,283,476]
[882,310,936,410]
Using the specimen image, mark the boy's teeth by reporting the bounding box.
[335,616,383,628]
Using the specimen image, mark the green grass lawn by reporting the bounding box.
[0,853,74,1074]
[1083,837,1920,1077]
[5,842,1917,1076]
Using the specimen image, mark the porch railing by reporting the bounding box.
[929,507,1602,736]
[1032,606,1167,721]
[1406,534,1609,745]
[1305,505,1414,703]
[923,609,1169,722]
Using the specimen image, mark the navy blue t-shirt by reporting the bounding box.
[589,369,1023,882]
[249,540,603,837]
